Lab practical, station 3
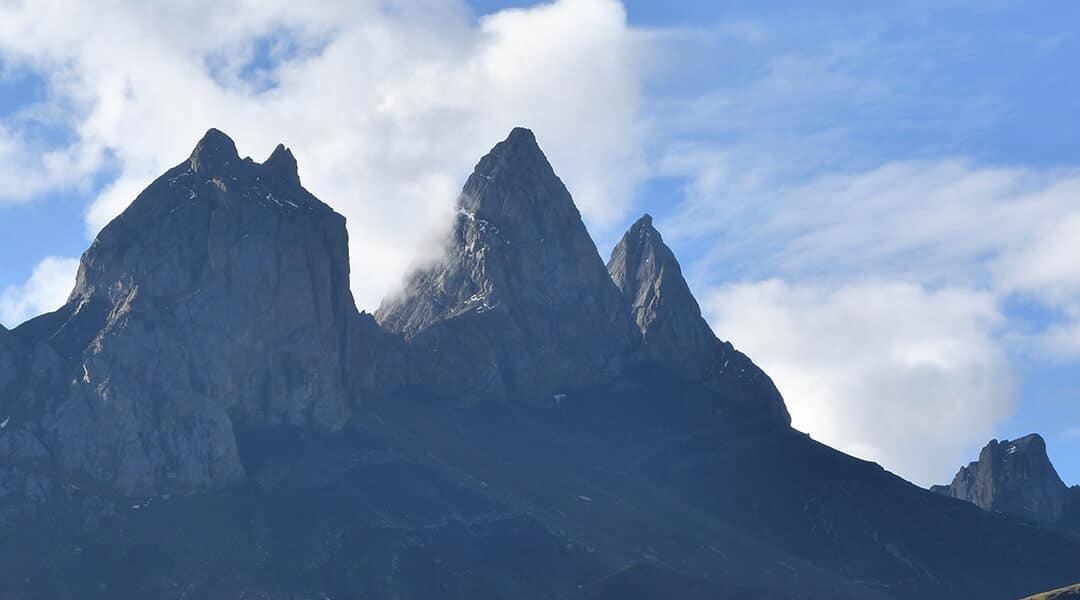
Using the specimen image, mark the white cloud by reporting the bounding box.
[0,0,650,309]
[660,153,1080,483]
[0,256,80,328]
[0,123,100,205]
[663,154,1080,289]
[702,279,1016,486]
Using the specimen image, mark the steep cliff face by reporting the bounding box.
[607,214,790,426]
[11,130,372,495]
[932,434,1071,528]
[376,128,638,402]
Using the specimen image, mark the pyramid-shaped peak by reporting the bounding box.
[376,128,637,401]
[607,215,791,427]
[469,127,552,184]
[609,213,684,308]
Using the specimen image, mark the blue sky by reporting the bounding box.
[0,0,1077,486]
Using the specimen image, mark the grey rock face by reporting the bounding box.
[932,434,1069,527]
[607,215,790,426]
[14,129,371,495]
[376,128,638,402]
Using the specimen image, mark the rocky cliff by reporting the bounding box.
[376,128,638,402]
[607,214,790,426]
[933,433,1080,540]
[9,130,381,495]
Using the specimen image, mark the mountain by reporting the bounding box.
[1,128,1079,599]
[7,129,389,495]
[606,213,789,426]
[932,434,1080,540]
[376,128,638,403]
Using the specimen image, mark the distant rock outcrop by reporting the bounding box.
[607,214,790,426]
[11,129,379,495]
[933,434,1080,539]
[376,128,638,402]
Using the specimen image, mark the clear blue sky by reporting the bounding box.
[0,0,1077,486]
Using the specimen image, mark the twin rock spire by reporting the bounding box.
[377,127,789,423]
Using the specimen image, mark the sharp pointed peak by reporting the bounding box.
[264,143,300,187]
[614,213,674,264]
[626,213,663,241]
[459,125,576,226]
[189,128,240,173]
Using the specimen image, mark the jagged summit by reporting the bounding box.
[607,214,790,425]
[376,127,637,401]
[182,128,304,191]
[932,434,1070,526]
[11,129,366,495]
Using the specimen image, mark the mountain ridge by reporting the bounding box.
[1,127,1079,599]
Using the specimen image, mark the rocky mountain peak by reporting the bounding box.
[188,128,241,175]
[932,434,1069,526]
[376,127,637,401]
[607,214,790,426]
[11,129,368,495]
[608,213,686,335]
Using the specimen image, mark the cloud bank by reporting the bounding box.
[0,0,649,310]
[703,279,1015,486]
